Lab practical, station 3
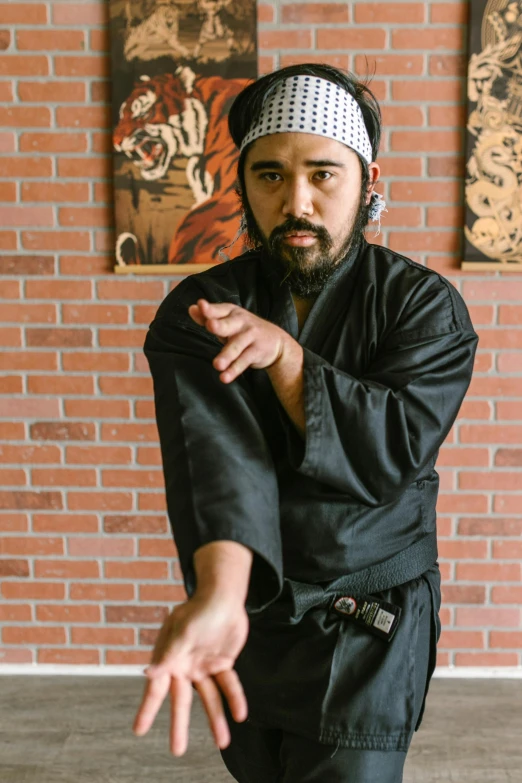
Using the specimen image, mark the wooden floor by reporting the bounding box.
[0,676,520,782]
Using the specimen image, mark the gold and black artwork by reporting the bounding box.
[109,1,257,274]
[463,0,522,269]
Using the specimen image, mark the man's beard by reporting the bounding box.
[239,188,369,298]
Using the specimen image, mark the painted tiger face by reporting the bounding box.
[113,73,207,181]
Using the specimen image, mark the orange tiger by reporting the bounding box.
[113,68,249,265]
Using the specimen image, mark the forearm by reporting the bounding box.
[266,334,306,437]
[193,540,254,605]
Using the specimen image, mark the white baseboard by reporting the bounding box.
[1,664,522,678]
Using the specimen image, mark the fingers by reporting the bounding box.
[170,676,194,757]
[196,676,232,750]
[133,672,171,737]
[214,669,248,723]
[213,330,253,373]
[218,345,259,383]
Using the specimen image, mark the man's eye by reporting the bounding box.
[261,172,282,182]
[314,171,333,180]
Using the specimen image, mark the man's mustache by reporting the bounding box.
[269,219,333,248]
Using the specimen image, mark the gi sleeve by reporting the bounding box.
[279,275,479,507]
[144,312,283,613]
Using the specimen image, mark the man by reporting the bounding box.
[133,64,478,782]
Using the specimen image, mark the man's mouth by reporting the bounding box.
[283,231,318,247]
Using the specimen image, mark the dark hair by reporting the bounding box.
[228,63,382,191]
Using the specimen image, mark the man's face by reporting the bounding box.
[242,132,379,296]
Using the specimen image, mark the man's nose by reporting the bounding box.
[281,179,314,219]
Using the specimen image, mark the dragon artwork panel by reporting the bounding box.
[109,0,257,270]
[463,0,522,267]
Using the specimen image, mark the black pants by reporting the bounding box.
[220,576,434,783]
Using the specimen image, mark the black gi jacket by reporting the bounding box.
[144,236,478,751]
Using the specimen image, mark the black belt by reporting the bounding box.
[285,532,438,622]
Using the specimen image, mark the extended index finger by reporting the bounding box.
[197,299,239,318]
[133,673,171,736]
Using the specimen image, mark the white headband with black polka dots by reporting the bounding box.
[240,75,387,227]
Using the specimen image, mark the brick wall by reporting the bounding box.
[0,0,521,669]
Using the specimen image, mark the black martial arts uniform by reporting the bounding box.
[144,236,478,781]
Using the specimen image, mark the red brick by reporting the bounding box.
[0,536,63,556]
[0,280,20,297]
[491,586,522,604]
[354,3,424,22]
[89,30,110,53]
[428,156,465,177]
[33,514,99,533]
[63,304,129,324]
[138,538,177,558]
[0,183,16,203]
[459,472,522,491]
[34,559,99,579]
[430,55,468,77]
[0,423,25,440]
[56,106,111,130]
[281,3,349,22]
[138,493,167,511]
[498,305,522,325]
[490,631,522,649]
[391,130,461,153]
[0,80,13,101]
[496,403,522,422]
[22,182,89,204]
[258,4,275,23]
[492,540,522,560]
[38,648,100,664]
[67,492,133,512]
[0,648,34,663]
[0,55,48,76]
[37,605,101,624]
[62,352,130,372]
[317,29,385,49]
[392,28,463,50]
[104,515,167,534]
[456,563,521,582]
[66,446,132,465]
[71,627,134,646]
[28,375,94,395]
[390,181,459,202]
[105,650,149,665]
[441,585,486,604]
[0,327,21,346]
[0,376,22,394]
[0,156,51,177]
[0,490,62,510]
[0,256,54,277]
[476,329,522,350]
[454,652,519,666]
[102,469,163,489]
[0,398,59,418]
[438,540,488,560]
[1,581,64,599]
[457,401,492,420]
[140,584,186,602]
[0,105,51,128]
[26,328,92,348]
[98,328,146,348]
[0,352,58,372]
[381,106,424,127]
[69,583,135,601]
[431,3,469,24]
[0,604,32,621]
[494,496,522,514]
[20,133,87,153]
[466,305,494,325]
[58,157,111,178]
[18,81,85,103]
[30,422,94,441]
[3,626,66,645]
[68,536,134,557]
[98,376,153,396]
[96,280,164,301]
[94,229,114,253]
[0,132,15,151]
[104,561,169,580]
[429,105,467,128]
[101,423,159,443]
[59,255,112,275]
[437,494,488,514]
[469,377,522,396]
[392,80,462,102]
[438,630,484,649]
[0,232,17,250]
[59,206,111,228]
[105,605,168,624]
[54,56,110,78]
[22,230,90,252]
[64,399,130,419]
[93,181,113,202]
[0,520,28,538]
[0,559,29,577]
[53,3,108,24]
[388,231,459,253]
[0,206,53,227]
[135,401,154,419]
[495,448,522,467]
[259,30,312,49]
[456,607,520,628]
[0,468,26,485]
[32,468,96,487]
[355,54,424,76]
[458,518,522,537]
[25,279,92,300]
[426,206,465,227]
[17,30,85,51]
[460,424,522,444]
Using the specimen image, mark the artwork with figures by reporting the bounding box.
[463,0,522,269]
[109,0,257,272]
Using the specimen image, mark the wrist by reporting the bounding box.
[193,540,253,606]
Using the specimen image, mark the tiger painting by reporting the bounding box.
[113,67,249,265]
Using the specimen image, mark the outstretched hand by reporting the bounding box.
[133,591,249,756]
[189,298,290,383]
